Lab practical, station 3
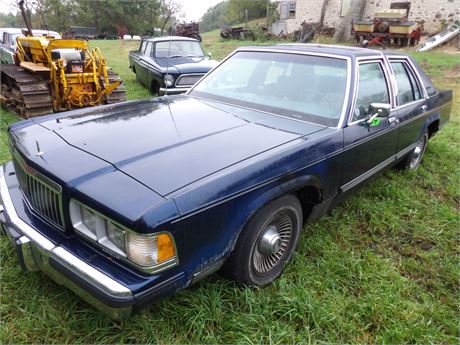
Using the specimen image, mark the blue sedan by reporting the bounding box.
[0,44,452,319]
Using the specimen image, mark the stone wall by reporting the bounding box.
[272,0,459,36]
[362,0,459,33]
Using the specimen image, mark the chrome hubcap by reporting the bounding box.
[409,136,426,169]
[253,211,293,274]
[258,227,282,255]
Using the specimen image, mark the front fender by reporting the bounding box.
[225,174,322,251]
[240,174,322,226]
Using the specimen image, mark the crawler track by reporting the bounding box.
[1,66,127,118]
[1,64,53,118]
[104,70,127,104]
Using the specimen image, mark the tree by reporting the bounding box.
[200,1,227,33]
[2,0,181,36]
[225,0,267,24]
[159,0,182,33]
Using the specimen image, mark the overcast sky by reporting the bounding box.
[175,0,222,22]
[0,0,223,21]
[0,0,15,13]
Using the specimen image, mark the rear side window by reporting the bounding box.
[140,41,146,53]
[391,61,422,105]
[352,62,390,122]
[410,57,436,97]
[144,42,153,57]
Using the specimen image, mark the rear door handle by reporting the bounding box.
[388,116,399,125]
[421,104,428,112]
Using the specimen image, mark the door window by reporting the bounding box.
[391,61,422,105]
[352,62,390,122]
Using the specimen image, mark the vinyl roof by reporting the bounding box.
[143,36,200,42]
[239,43,405,58]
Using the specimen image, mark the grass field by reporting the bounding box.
[0,32,459,343]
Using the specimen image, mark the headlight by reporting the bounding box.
[70,201,97,241]
[164,74,174,87]
[69,200,178,272]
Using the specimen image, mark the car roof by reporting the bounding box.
[143,35,199,43]
[0,28,60,36]
[0,28,23,34]
[239,43,395,58]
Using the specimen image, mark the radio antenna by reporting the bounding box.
[164,23,181,139]
[164,23,175,97]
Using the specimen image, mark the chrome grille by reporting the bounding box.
[176,74,205,86]
[12,149,64,229]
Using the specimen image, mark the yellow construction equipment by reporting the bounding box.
[1,1,126,118]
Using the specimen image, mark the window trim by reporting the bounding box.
[348,58,393,126]
[188,48,352,129]
[388,57,428,110]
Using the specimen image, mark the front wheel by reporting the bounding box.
[221,195,302,286]
[398,131,429,170]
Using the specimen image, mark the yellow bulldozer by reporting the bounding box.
[0,1,126,118]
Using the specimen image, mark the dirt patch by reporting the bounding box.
[445,64,460,81]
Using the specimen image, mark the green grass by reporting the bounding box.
[1,37,459,344]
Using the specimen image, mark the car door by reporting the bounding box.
[388,58,427,154]
[130,40,144,71]
[341,59,398,192]
[137,41,153,87]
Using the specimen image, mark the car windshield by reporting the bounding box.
[155,40,204,58]
[190,51,349,127]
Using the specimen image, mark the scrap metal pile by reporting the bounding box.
[352,1,421,48]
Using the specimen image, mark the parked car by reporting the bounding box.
[129,36,218,95]
[0,28,61,64]
[0,44,452,319]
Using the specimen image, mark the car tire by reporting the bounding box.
[151,81,160,95]
[221,194,302,286]
[398,131,429,170]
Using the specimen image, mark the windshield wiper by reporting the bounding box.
[167,55,183,58]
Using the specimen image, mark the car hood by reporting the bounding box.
[156,57,218,74]
[37,96,325,196]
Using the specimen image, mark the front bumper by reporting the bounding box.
[0,165,135,319]
[0,162,193,319]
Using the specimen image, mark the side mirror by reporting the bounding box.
[369,103,391,118]
[364,103,391,127]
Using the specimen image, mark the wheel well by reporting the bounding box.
[227,184,322,255]
[427,120,439,138]
[151,80,160,95]
[296,185,321,222]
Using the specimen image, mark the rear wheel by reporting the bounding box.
[221,195,302,286]
[398,131,429,170]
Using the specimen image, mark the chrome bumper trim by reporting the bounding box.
[0,165,134,316]
[159,87,189,95]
